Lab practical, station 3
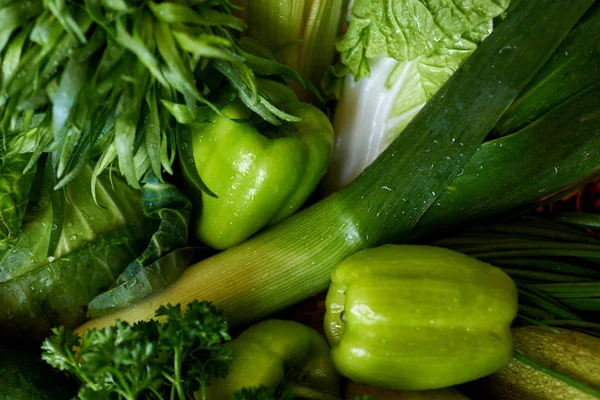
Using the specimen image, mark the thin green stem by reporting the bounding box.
[541,319,600,332]
[503,268,591,282]
[489,258,600,279]
[553,213,600,230]
[560,298,600,311]
[173,347,185,400]
[473,249,600,260]
[518,305,556,319]
[516,314,561,332]
[111,369,137,400]
[517,287,580,320]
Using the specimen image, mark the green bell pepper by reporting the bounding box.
[184,80,334,249]
[324,244,518,391]
[204,319,341,399]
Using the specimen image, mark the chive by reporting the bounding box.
[553,213,600,230]
[516,315,563,333]
[439,240,600,255]
[514,351,600,398]
[503,269,591,283]
[517,287,580,320]
[464,223,600,244]
[541,319,600,334]
[473,249,600,260]
[489,258,600,279]
[517,305,557,320]
[528,282,600,296]
[560,299,600,312]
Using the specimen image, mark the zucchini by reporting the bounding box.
[483,326,600,399]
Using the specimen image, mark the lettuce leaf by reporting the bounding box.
[0,164,150,342]
[0,158,195,342]
[322,0,510,191]
[338,0,509,80]
[324,35,475,190]
[87,175,198,318]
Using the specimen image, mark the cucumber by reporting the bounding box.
[482,326,600,399]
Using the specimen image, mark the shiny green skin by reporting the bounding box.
[186,81,334,249]
[324,244,518,391]
[204,319,341,399]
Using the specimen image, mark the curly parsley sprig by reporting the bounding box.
[41,300,232,400]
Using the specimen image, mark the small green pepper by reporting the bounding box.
[204,319,341,399]
[184,80,334,249]
[324,244,518,391]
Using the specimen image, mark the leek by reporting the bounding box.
[76,0,598,334]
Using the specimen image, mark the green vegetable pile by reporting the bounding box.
[0,0,599,399]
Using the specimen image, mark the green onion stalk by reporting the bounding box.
[76,0,600,334]
[431,214,600,338]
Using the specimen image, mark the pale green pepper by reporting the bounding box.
[324,245,518,391]
[183,80,334,250]
[204,319,341,399]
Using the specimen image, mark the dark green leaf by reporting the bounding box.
[176,122,217,197]
[149,2,245,31]
[234,37,322,101]
[87,247,200,318]
[0,166,150,342]
[87,175,194,317]
[414,82,600,239]
[44,0,87,43]
[494,3,600,136]
[0,154,36,249]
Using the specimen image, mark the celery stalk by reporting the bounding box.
[237,0,344,99]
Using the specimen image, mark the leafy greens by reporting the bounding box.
[323,0,510,190]
[0,0,316,193]
[0,161,193,342]
[0,154,37,249]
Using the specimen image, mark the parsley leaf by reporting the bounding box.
[41,300,232,400]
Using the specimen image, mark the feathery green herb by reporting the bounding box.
[42,300,232,400]
[0,0,315,192]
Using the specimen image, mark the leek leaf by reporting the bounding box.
[495,3,600,136]
[414,82,600,238]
